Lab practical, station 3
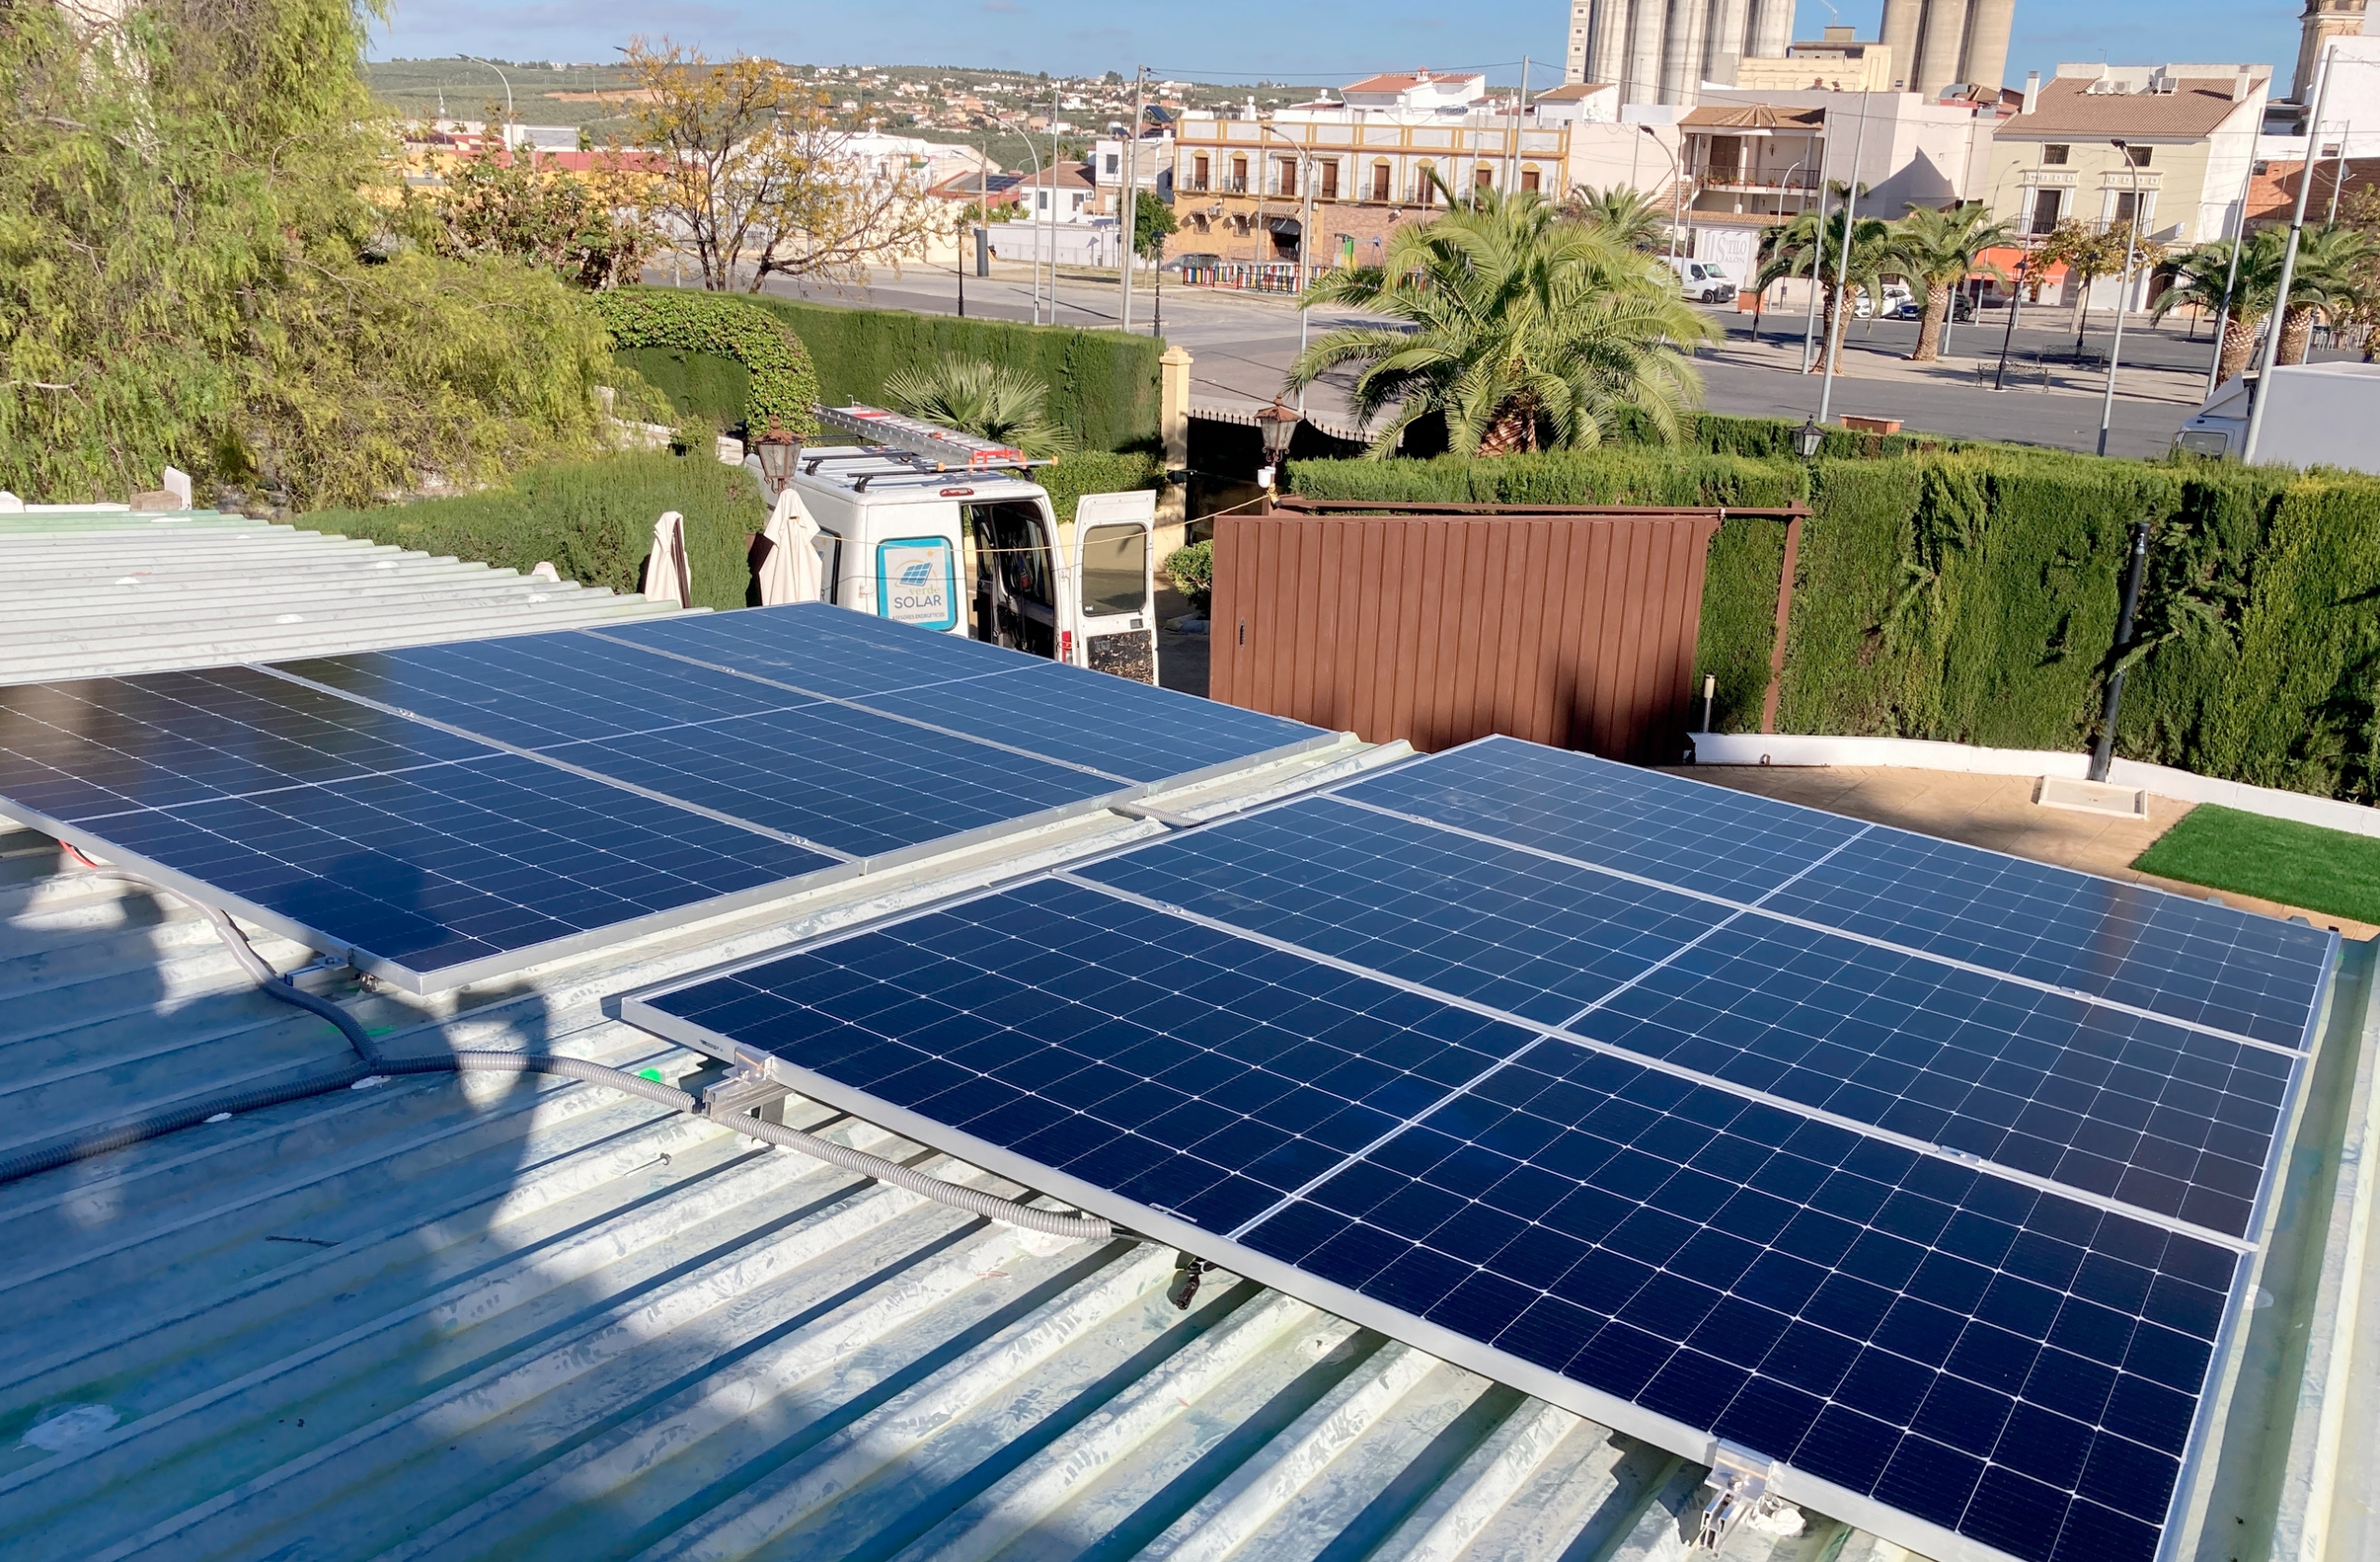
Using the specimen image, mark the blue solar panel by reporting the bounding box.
[591,601,1033,700]
[540,705,1124,859]
[0,666,488,822]
[853,660,1345,783]
[91,753,832,978]
[1342,737,2334,1050]
[1759,830,2335,1050]
[276,630,810,747]
[1076,798,1730,1024]
[1338,735,1868,901]
[627,874,2261,1562]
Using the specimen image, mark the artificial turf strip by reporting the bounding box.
[2131,804,2380,926]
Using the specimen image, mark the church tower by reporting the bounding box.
[2294,0,2369,106]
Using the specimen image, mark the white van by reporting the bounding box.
[2173,362,2380,473]
[787,406,1160,682]
[1667,256,1738,303]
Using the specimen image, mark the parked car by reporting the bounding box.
[1884,293,1978,323]
[1666,256,1738,303]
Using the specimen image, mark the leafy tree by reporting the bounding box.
[0,0,627,510]
[623,38,939,292]
[1566,183,1670,252]
[400,131,659,289]
[1289,184,1711,457]
[881,355,1078,457]
[1132,189,1178,260]
[2033,219,2134,352]
[1886,204,2011,362]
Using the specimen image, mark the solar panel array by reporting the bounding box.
[627,735,2338,1562]
[0,604,1332,990]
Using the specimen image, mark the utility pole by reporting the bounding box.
[2098,141,2144,457]
[1802,109,1831,375]
[1120,67,1146,333]
[2330,121,2352,224]
[2246,46,2335,463]
[1815,92,1871,428]
[1047,84,1063,323]
[2204,143,2257,398]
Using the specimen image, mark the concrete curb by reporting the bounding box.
[1689,732,2380,841]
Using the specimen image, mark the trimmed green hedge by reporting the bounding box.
[1039,449,1166,526]
[300,452,765,613]
[610,288,1161,454]
[1285,447,2380,805]
[591,291,821,438]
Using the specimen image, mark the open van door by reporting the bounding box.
[1066,490,1157,683]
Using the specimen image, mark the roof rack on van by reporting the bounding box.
[813,404,1054,472]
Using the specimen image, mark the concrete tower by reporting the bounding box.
[1570,0,1795,102]
[2294,0,2369,104]
[1875,0,2013,97]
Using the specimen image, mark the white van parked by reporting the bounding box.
[787,406,1159,682]
[2173,362,2380,473]
[1667,256,1738,303]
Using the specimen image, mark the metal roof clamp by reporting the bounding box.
[1692,1445,1800,1554]
[703,1059,794,1127]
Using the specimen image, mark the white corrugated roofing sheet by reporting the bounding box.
[0,509,675,684]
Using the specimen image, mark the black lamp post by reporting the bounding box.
[753,419,800,497]
[1254,396,1301,497]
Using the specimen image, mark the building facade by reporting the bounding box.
[1565,0,1795,108]
[1170,72,1569,268]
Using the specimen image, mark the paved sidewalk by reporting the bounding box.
[1666,763,2378,941]
[1708,331,2210,406]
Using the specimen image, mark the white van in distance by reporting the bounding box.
[785,406,1160,682]
[1667,257,1738,303]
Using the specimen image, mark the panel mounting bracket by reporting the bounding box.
[1694,1444,1794,1554]
[703,1061,793,1126]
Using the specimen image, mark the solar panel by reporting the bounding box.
[623,738,2338,1562]
[0,606,1338,991]
[1342,737,2336,1048]
[625,874,2278,1562]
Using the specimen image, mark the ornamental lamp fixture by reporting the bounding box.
[753,419,801,496]
[1254,395,1302,470]
[1793,418,1826,460]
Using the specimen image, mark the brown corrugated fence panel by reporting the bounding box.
[1210,510,1722,764]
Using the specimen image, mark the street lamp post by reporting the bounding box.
[2097,140,2145,457]
[1814,92,1872,430]
[1801,110,1833,374]
[1752,155,1807,345]
[1641,126,1685,260]
[2247,45,2338,463]
[1120,67,1147,332]
[462,55,513,134]
[752,420,800,497]
[1991,255,2030,390]
[1259,118,1317,409]
[994,113,1044,324]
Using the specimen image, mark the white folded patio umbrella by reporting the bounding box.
[641,510,692,608]
[753,487,824,607]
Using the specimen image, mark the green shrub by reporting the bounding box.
[299,452,765,611]
[1165,539,1214,613]
[590,291,822,438]
[726,292,1162,453]
[1279,444,2380,804]
[1039,449,1166,527]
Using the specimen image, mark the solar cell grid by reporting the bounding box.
[628,868,2263,1562]
[540,704,1126,859]
[1761,831,2336,1049]
[1073,799,1729,1022]
[95,753,832,974]
[591,601,1032,699]
[275,630,812,748]
[1336,735,1868,901]
[0,666,490,823]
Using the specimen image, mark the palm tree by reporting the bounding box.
[1288,185,1712,457]
[1886,204,2011,362]
[1755,196,1893,374]
[1566,183,1670,253]
[880,355,1078,457]
[2276,223,2377,364]
[2155,232,2275,386]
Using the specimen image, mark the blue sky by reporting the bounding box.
[370,1,2310,95]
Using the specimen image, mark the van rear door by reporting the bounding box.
[1068,490,1157,682]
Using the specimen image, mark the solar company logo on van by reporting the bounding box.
[876,537,958,632]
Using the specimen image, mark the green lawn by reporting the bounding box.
[2132,804,2380,925]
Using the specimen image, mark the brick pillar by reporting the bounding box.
[1155,345,1193,554]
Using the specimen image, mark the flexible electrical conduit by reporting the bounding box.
[0,869,1114,1242]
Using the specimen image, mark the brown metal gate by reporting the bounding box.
[1209,502,1739,763]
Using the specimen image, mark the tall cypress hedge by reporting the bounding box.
[1284,448,2380,805]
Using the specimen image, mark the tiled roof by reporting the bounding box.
[1998,74,2263,139]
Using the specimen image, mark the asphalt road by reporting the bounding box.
[714,262,2318,461]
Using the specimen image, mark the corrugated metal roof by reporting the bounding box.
[0,509,675,684]
[0,730,1886,1562]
